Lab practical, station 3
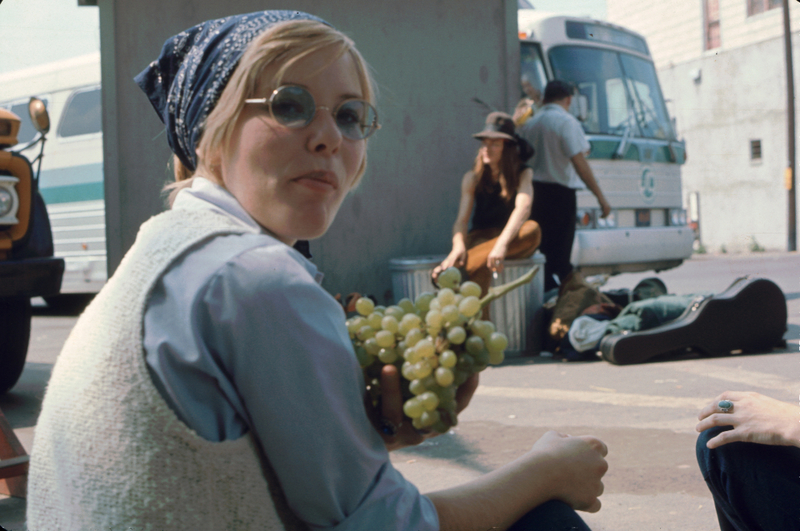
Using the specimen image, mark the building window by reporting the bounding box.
[750,139,762,161]
[747,0,782,17]
[704,0,721,50]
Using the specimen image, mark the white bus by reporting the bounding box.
[517,10,694,276]
[0,52,106,296]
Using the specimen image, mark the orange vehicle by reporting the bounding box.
[0,98,64,394]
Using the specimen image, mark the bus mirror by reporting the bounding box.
[28,97,50,135]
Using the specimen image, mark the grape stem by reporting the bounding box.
[478,266,540,311]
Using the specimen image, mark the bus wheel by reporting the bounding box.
[0,298,32,395]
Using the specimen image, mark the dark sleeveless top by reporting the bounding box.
[470,179,516,232]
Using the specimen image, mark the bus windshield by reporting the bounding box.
[547,45,674,140]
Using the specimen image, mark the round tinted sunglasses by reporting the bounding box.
[245,85,380,140]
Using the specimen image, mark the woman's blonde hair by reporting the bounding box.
[165,19,376,205]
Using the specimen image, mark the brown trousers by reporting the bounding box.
[465,219,541,319]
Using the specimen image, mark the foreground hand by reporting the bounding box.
[598,197,612,218]
[486,245,506,274]
[531,431,608,513]
[696,391,800,449]
[378,365,479,451]
[432,248,467,282]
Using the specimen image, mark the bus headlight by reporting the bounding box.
[0,178,19,224]
[596,210,617,228]
[668,208,687,226]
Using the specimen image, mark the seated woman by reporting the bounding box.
[26,11,606,531]
[432,112,541,314]
[696,391,800,531]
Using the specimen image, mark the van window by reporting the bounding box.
[9,102,38,144]
[58,87,102,138]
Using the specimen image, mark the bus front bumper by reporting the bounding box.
[571,226,695,274]
[0,257,65,298]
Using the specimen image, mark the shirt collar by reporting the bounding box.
[173,177,325,284]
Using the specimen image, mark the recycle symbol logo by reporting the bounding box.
[640,167,655,204]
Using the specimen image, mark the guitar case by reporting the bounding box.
[599,277,787,365]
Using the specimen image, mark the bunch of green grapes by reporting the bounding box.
[346,267,509,434]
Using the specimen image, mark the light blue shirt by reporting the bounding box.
[143,177,438,531]
[520,103,591,190]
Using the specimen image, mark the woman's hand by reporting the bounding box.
[486,244,507,274]
[432,247,467,282]
[530,431,608,513]
[696,391,800,449]
[376,365,479,451]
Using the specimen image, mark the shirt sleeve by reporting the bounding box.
[197,245,439,531]
[560,116,591,159]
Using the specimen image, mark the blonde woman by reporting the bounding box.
[27,11,606,531]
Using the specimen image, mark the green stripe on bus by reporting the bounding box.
[588,139,685,164]
[40,181,105,204]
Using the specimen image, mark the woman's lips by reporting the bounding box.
[294,171,338,192]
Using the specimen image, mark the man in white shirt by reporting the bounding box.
[520,80,611,292]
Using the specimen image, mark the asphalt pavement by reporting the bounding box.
[2,251,799,531]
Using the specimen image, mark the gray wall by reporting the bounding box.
[99,0,519,304]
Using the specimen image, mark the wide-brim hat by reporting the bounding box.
[472,111,516,142]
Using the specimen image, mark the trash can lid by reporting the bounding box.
[388,255,447,271]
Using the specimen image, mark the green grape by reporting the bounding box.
[397,298,416,314]
[435,367,455,386]
[440,304,459,325]
[459,281,482,298]
[401,361,416,380]
[437,267,462,289]
[404,347,422,364]
[384,305,405,319]
[355,297,375,316]
[412,417,426,430]
[421,375,438,391]
[420,409,441,428]
[470,320,495,340]
[427,325,442,338]
[425,310,443,328]
[453,294,464,306]
[428,353,439,369]
[396,340,407,353]
[374,305,386,313]
[428,298,442,312]
[439,349,457,368]
[438,385,457,400]
[381,315,399,334]
[465,336,485,355]
[403,398,424,419]
[431,420,449,433]
[414,360,433,379]
[457,354,475,372]
[419,391,440,411]
[415,292,436,313]
[363,337,380,356]
[446,326,466,345]
[366,312,383,330]
[437,288,456,306]
[375,330,396,348]
[354,346,371,367]
[458,296,481,318]
[409,378,427,396]
[453,369,469,386]
[474,349,490,366]
[489,350,505,365]
[357,325,376,341]
[415,338,435,359]
[405,328,423,347]
[378,347,398,364]
[400,312,422,330]
[438,394,457,411]
[347,317,365,335]
[486,332,509,354]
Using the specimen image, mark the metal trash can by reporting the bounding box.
[388,252,546,357]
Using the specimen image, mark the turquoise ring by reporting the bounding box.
[718,400,733,413]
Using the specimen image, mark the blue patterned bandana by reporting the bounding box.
[135,10,329,171]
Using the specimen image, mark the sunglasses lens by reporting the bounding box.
[271,86,315,127]
[336,100,378,140]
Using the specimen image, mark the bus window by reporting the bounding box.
[520,42,547,104]
[8,101,39,144]
[619,54,673,140]
[549,45,671,140]
[58,87,102,138]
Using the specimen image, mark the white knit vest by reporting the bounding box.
[27,208,303,530]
